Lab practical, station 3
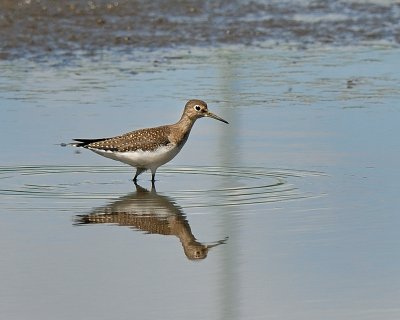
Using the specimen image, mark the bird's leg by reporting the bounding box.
[133,168,145,182]
[151,169,156,185]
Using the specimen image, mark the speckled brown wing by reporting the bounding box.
[74,125,172,152]
[74,212,173,235]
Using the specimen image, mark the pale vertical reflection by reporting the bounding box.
[216,50,242,320]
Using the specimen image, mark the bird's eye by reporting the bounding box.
[194,105,201,111]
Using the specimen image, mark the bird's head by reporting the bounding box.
[183,99,229,124]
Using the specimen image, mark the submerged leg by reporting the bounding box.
[151,168,157,184]
[133,167,146,182]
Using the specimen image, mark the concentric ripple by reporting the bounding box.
[0,165,325,212]
[162,166,324,208]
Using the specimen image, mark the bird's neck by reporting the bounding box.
[177,113,196,129]
[170,114,196,146]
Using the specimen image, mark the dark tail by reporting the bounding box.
[71,138,107,147]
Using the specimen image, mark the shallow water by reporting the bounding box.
[1,7,400,319]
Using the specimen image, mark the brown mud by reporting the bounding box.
[1,0,400,61]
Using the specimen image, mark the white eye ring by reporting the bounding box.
[194,105,201,111]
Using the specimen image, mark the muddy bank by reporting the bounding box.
[1,0,400,60]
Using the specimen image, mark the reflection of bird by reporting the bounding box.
[71,99,228,183]
[74,184,228,260]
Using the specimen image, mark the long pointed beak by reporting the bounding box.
[206,111,229,124]
[206,236,229,249]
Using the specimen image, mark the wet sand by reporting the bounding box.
[1,0,400,60]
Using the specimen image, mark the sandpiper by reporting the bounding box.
[71,99,228,182]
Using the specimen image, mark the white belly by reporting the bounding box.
[90,144,182,171]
